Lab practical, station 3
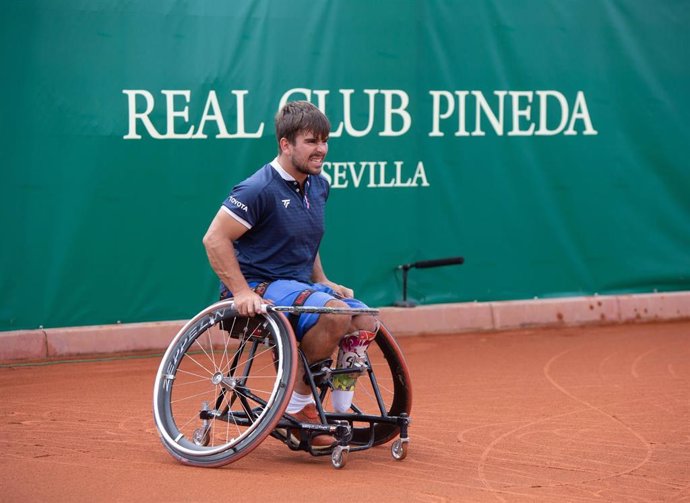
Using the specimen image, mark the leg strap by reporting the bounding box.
[289,288,316,334]
[293,288,315,307]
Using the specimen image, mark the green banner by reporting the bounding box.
[2,1,688,331]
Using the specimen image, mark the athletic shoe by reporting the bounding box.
[290,403,336,449]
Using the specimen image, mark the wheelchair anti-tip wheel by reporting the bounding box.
[331,445,349,469]
[152,300,297,467]
[391,437,409,460]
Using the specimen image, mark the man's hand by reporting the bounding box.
[321,280,354,299]
[232,289,271,317]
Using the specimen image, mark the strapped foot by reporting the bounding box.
[290,403,336,450]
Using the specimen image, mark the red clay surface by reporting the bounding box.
[2,321,689,502]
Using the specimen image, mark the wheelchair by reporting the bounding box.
[152,299,412,469]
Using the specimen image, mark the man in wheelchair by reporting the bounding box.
[202,100,377,448]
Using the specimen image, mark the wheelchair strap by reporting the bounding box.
[293,288,315,307]
[288,288,316,334]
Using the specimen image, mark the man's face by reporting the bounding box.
[284,131,329,177]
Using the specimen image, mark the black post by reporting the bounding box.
[394,256,464,308]
[396,264,415,307]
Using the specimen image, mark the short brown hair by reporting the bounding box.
[275,101,330,147]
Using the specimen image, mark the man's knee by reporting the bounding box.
[351,314,378,333]
[319,299,351,336]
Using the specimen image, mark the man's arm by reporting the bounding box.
[312,252,354,299]
[202,209,265,316]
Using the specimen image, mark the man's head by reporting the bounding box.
[275,101,330,179]
[275,100,330,148]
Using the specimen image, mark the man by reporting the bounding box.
[202,101,377,447]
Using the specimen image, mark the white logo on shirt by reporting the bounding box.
[282,199,291,208]
[229,196,248,212]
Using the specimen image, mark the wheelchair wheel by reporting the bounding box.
[153,300,297,467]
[346,323,412,446]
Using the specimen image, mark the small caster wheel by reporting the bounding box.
[193,425,211,446]
[391,438,408,460]
[331,445,349,469]
[193,402,211,446]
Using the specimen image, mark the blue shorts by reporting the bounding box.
[251,280,369,341]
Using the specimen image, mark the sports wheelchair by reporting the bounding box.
[152,300,412,469]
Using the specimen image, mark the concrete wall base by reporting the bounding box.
[2,291,689,363]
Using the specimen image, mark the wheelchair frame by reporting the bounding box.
[152,300,412,469]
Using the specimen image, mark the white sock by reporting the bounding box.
[286,391,315,413]
[331,389,355,413]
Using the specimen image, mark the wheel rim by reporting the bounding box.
[153,303,295,460]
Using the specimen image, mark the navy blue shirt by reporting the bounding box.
[221,160,330,283]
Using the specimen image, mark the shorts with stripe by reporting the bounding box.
[221,279,368,341]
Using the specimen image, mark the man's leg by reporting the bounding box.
[277,299,350,448]
[265,281,378,445]
[329,313,379,413]
[293,298,351,395]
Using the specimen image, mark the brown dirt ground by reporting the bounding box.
[1,321,689,502]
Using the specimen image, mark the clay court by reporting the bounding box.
[1,320,688,502]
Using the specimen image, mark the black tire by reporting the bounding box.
[152,300,297,467]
